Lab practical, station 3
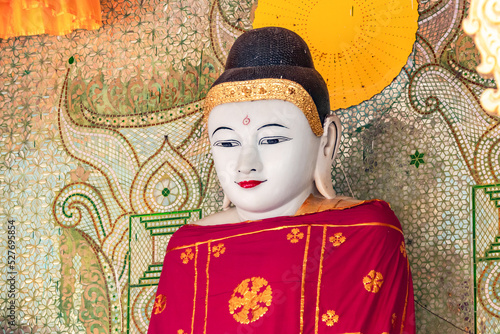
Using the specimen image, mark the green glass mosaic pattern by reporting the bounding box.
[473,185,500,333]
[128,209,202,332]
[0,0,498,333]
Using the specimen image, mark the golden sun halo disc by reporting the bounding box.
[253,0,419,110]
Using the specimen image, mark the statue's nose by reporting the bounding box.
[236,144,263,174]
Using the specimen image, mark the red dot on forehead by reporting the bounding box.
[242,115,250,125]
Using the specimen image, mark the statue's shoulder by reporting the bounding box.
[294,195,364,216]
[192,208,241,226]
[296,196,400,229]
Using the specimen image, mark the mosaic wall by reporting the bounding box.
[0,0,499,333]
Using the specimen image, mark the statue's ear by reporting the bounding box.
[314,114,341,199]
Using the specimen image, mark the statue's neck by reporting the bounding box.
[235,185,313,222]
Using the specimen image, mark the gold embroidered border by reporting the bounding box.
[168,222,403,254]
[300,225,311,334]
[204,242,211,334]
[204,79,323,136]
[314,226,327,333]
[401,255,411,334]
[191,244,198,334]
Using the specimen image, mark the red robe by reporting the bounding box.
[148,198,415,334]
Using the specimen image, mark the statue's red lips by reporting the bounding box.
[237,180,265,188]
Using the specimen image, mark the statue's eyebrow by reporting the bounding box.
[212,126,234,136]
[257,123,288,130]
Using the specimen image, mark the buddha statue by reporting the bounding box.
[148,27,415,333]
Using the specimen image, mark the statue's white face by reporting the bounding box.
[208,99,321,221]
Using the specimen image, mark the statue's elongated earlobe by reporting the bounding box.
[222,192,231,211]
[314,115,341,199]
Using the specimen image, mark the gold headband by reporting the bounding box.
[204,78,323,136]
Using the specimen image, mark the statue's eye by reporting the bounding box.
[213,140,241,147]
[259,136,291,145]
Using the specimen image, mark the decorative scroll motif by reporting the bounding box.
[181,248,195,264]
[212,243,226,257]
[55,67,216,332]
[131,287,157,333]
[287,228,305,244]
[153,295,167,314]
[228,277,273,324]
[463,0,500,116]
[208,0,245,66]
[129,135,203,214]
[59,229,111,333]
[321,310,339,327]
[478,260,500,319]
[59,87,140,213]
[53,182,112,243]
[363,270,384,293]
[329,232,346,247]
[408,64,500,184]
